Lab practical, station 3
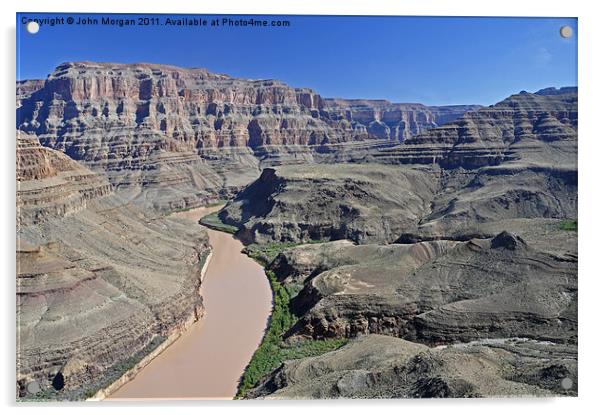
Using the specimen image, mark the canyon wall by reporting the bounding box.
[221,88,578,244]
[220,88,577,399]
[16,61,577,399]
[17,62,478,211]
[17,132,212,399]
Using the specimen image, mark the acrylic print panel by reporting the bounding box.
[16,13,578,401]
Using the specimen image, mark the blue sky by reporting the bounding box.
[16,14,577,106]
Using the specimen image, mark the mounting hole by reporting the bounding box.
[26,21,39,34]
[26,381,40,395]
[559,25,573,39]
[560,377,573,390]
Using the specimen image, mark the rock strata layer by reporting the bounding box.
[16,62,478,211]
[16,61,577,400]
[248,335,577,398]
[376,87,577,169]
[220,164,439,244]
[17,133,211,399]
[220,88,577,244]
[222,87,578,399]
[270,233,576,344]
[17,132,112,227]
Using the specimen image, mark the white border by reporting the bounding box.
[2,1,600,414]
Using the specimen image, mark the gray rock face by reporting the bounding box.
[17,132,113,227]
[16,62,478,212]
[534,86,578,96]
[16,79,45,107]
[376,88,577,169]
[269,232,576,345]
[228,88,578,399]
[17,133,211,398]
[17,62,477,150]
[221,89,577,245]
[16,61,578,400]
[397,164,577,242]
[248,335,577,399]
[320,98,481,141]
[220,160,577,246]
[220,164,439,244]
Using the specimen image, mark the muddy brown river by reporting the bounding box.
[108,206,272,400]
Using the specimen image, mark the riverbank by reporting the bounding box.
[87,245,213,401]
[88,308,203,401]
[235,257,347,398]
[106,206,272,400]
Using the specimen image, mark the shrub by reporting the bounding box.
[236,270,347,398]
[559,219,577,231]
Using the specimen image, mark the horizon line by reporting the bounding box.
[16,60,578,108]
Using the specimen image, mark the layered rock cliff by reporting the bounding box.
[16,61,577,400]
[16,79,45,107]
[17,62,477,150]
[270,232,576,344]
[319,99,480,142]
[376,87,577,168]
[221,88,577,244]
[17,133,212,399]
[220,164,440,244]
[17,132,112,227]
[16,62,478,211]
[220,88,578,399]
[248,226,577,399]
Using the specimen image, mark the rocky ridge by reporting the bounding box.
[16,61,577,400]
[17,62,478,212]
[220,164,440,244]
[17,132,112,227]
[16,79,45,107]
[16,133,212,398]
[248,334,577,399]
[220,88,577,244]
[269,232,576,344]
[375,87,577,169]
[319,98,480,142]
[222,87,578,398]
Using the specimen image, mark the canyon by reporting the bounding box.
[220,85,578,398]
[16,61,479,213]
[107,206,272,400]
[16,61,577,400]
[17,132,211,399]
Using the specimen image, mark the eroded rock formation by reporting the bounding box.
[248,335,577,399]
[377,87,577,168]
[269,232,576,344]
[16,79,45,107]
[220,164,439,244]
[16,61,577,400]
[320,99,480,142]
[221,87,578,399]
[220,88,577,244]
[16,132,211,398]
[17,132,112,226]
[16,62,478,212]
